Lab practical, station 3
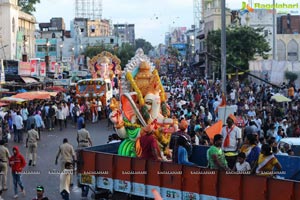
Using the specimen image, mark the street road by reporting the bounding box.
[2,118,114,200]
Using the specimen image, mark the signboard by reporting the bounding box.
[40,62,46,77]
[30,59,38,76]
[0,59,5,84]
[50,62,56,73]
[19,62,31,76]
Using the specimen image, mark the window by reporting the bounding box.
[12,17,15,33]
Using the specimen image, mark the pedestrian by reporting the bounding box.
[34,111,45,140]
[60,162,73,200]
[96,98,102,121]
[15,111,24,143]
[62,102,69,128]
[0,140,10,191]
[77,123,92,148]
[55,138,76,186]
[32,185,49,200]
[56,105,65,131]
[77,113,85,130]
[9,146,26,198]
[26,124,39,166]
[76,123,92,198]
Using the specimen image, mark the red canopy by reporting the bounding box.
[13,91,56,100]
[46,86,67,92]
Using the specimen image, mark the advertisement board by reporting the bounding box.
[19,62,31,76]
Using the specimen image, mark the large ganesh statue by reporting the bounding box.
[88,51,121,80]
[109,49,178,159]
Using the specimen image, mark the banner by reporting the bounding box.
[50,62,56,73]
[30,59,38,76]
[0,59,5,84]
[19,62,31,76]
[40,62,46,77]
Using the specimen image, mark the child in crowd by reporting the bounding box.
[234,152,251,172]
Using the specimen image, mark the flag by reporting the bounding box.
[205,120,223,142]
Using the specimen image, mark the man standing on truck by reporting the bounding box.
[169,120,192,163]
[221,114,242,170]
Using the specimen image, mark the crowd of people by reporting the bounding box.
[0,64,298,198]
[158,66,300,176]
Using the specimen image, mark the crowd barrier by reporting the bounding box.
[78,143,300,200]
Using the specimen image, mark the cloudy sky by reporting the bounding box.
[34,0,297,46]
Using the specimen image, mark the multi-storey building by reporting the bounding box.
[0,0,36,60]
[113,24,135,45]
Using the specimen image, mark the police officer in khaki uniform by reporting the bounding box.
[26,124,39,166]
[77,124,92,148]
[55,138,76,187]
[0,140,10,191]
[55,138,76,171]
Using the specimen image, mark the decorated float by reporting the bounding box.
[75,51,121,105]
[109,49,178,158]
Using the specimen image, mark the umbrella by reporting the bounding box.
[46,86,67,92]
[271,93,292,103]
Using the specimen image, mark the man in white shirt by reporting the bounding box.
[222,114,242,170]
[14,111,24,143]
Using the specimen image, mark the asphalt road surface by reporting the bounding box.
[2,118,114,200]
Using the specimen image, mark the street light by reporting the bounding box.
[59,43,63,61]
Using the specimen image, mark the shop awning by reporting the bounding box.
[21,76,38,83]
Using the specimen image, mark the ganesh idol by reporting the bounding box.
[109,49,178,159]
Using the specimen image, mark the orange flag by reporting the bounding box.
[205,120,223,142]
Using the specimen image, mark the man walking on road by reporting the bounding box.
[76,123,92,198]
[0,140,10,191]
[55,138,76,187]
[32,185,49,200]
[26,124,39,166]
[9,146,26,199]
[60,162,73,200]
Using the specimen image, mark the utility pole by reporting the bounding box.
[221,0,227,95]
[272,0,276,60]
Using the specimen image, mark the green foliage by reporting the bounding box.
[167,46,180,58]
[206,26,271,73]
[117,43,135,69]
[84,42,135,69]
[135,39,153,55]
[285,71,298,83]
[18,0,40,14]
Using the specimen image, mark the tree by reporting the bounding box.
[18,0,40,14]
[206,26,271,74]
[285,71,298,83]
[83,42,135,69]
[116,43,135,69]
[135,39,153,55]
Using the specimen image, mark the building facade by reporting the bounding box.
[113,24,135,45]
[0,0,36,60]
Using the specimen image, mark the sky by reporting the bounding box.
[33,0,299,46]
[33,0,196,46]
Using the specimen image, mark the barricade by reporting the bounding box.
[199,168,218,199]
[294,181,300,200]
[78,150,96,173]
